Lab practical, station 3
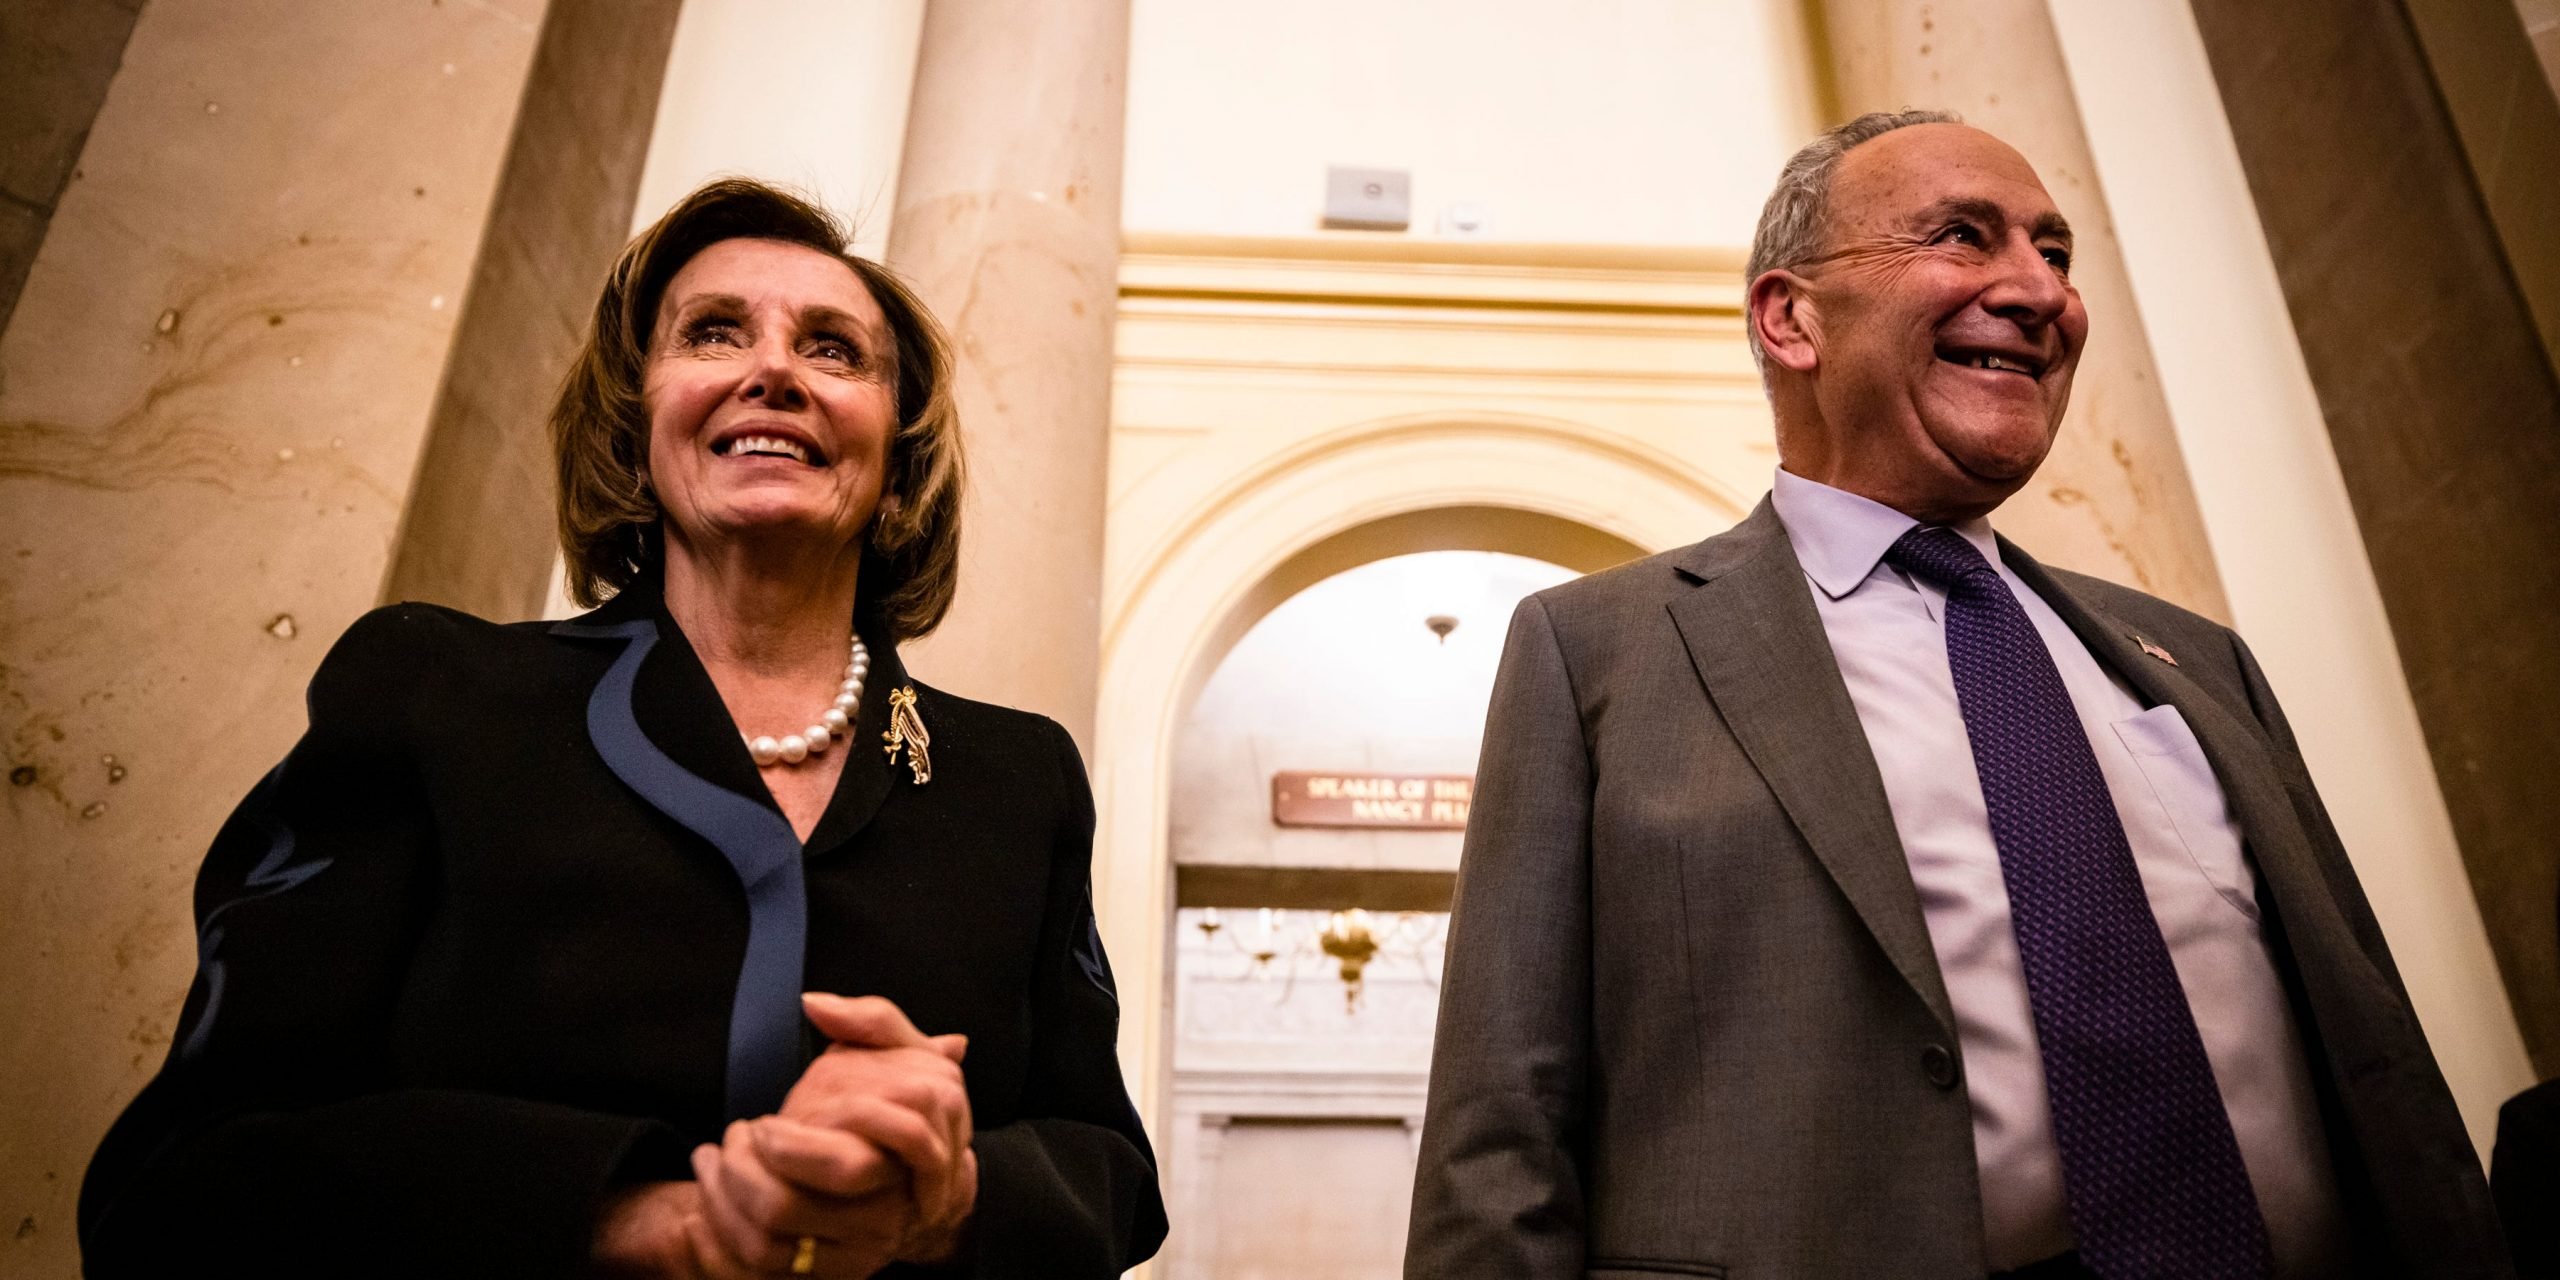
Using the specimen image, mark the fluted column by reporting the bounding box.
[885,0,1132,752]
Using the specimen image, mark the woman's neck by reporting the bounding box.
[660,530,864,677]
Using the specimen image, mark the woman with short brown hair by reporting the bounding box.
[552,179,963,641]
[81,179,1165,1279]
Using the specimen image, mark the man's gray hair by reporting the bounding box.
[1745,108,1961,369]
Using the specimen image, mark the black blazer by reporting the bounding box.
[79,578,1166,1278]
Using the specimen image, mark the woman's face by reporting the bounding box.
[643,237,897,561]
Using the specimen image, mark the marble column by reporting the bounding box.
[2053,0,2537,1133]
[1814,0,2232,621]
[0,3,550,1273]
[382,0,683,622]
[0,0,144,333]
[884,0,1133,752]
[2195,0,2560,1081]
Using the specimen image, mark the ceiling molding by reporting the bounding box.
[1121,231,1746,315]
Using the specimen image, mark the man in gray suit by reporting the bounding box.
[1406,112,2509,1279]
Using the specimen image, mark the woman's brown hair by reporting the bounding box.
[551,178,964,639]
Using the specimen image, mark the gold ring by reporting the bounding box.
[790,1235,818,1275]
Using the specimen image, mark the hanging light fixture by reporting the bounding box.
[1319,909,1381,1011]
[1185,907,1446,1009]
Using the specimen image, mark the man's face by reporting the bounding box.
[1779,124,2087,521]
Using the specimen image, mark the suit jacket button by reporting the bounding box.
[1922,1043,1959,1090]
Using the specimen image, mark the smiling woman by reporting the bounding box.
[555,181,962,647]
[648,238,900,558]
[78,180,1167,1280]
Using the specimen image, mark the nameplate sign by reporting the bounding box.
[1271,772,1473,829]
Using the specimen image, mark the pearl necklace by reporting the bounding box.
[744,634,870,767]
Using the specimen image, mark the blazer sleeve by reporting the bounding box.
[1405,594,1593,1279]
[78,608,683,1279]
[953,716,1168,1277]
[2224,623,2519,1275]
[2224,627,2415,1002]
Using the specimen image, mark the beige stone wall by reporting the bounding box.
[0,2,549,1270]
[1123,0,1827,245]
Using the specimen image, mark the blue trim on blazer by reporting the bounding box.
[179,763,327,1063]
[554,618,806,1120]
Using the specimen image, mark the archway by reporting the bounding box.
[1157,544,1579,1279]
[1091,411,1751,1129]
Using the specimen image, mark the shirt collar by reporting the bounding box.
[1768,467,2004,599]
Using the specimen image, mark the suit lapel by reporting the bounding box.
[546,580,909,1117]
[2000,546,2400,1008]
[629,592,784,811]
[550,585,808,1119]
[1668,502,1958,1037]
[563,580,903,858]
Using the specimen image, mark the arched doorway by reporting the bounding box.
[1093,413,1748,1275]
[1156,546,1575,1279]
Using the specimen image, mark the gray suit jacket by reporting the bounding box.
[1405,499,2508,1279]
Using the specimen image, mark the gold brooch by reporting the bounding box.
[883,686,932,785]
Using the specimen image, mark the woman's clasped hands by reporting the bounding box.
[595,993,978,1278]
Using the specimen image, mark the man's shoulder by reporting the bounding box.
[1522,539,1728,647]
[1531,543,1697,613]
[1533,510,1785,611]
[1518,515,1793,656]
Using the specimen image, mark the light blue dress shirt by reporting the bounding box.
[1768,469,2345,1276]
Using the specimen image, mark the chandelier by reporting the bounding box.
[1191,906,1446,1012]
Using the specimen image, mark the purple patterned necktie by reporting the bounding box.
[1886,526,2272,1280]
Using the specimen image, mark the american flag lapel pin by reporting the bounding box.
[2135,634,2178,666]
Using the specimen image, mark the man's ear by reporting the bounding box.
[1747,270,1821,375]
